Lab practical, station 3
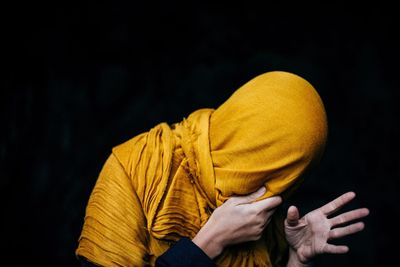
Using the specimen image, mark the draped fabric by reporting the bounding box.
[76,71,328,266]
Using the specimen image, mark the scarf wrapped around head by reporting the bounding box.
[76,71,328,266]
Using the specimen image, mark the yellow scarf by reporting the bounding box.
[76,71,328,266]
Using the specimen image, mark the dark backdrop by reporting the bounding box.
[2,2,398,267]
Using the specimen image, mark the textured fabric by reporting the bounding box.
[75,71,328,266]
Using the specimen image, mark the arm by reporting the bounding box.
[284,192,370,267]
[155,237,216,267]
[155,186,282,265]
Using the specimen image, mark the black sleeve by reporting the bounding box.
[79,258,98,267]
[155,237,216,267]
[79,237,217,267]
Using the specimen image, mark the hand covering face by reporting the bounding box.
[76,71,328,266]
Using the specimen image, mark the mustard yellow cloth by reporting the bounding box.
[76,71,328,266]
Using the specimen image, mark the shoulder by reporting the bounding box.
[111,131,148,172]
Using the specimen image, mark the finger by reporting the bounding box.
[286,205,300,227]
[319,191,356,216]
[329,222,365,239]
[250,195,282,212]
[323,244,349,254]
[231,186,266,205]
[330,208,369,227]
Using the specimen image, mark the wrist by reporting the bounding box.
[192,224,224,259]
[287,247,313,267]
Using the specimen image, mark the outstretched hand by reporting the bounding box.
[284,192,369,264]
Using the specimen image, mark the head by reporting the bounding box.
[209,71,328,204]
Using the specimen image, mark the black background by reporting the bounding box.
[2,2,398,267]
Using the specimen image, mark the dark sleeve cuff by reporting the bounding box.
[79,257,100,267]
[155,237,217,267]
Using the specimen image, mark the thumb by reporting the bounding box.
[286,205,300,227]
[233,186,266,205]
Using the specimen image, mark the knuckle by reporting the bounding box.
[249,235,258,241]
[254,226,264,236]
[253,233,263,240]
[256,218,265,226]
[250,213,261,222]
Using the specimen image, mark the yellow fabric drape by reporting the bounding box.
[76,71,328,266]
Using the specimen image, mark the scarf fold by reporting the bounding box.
[76,71,328,266]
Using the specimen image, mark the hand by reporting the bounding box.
[284,192,369,265]
[192,186,282,259]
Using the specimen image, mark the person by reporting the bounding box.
[76,71,369,266]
